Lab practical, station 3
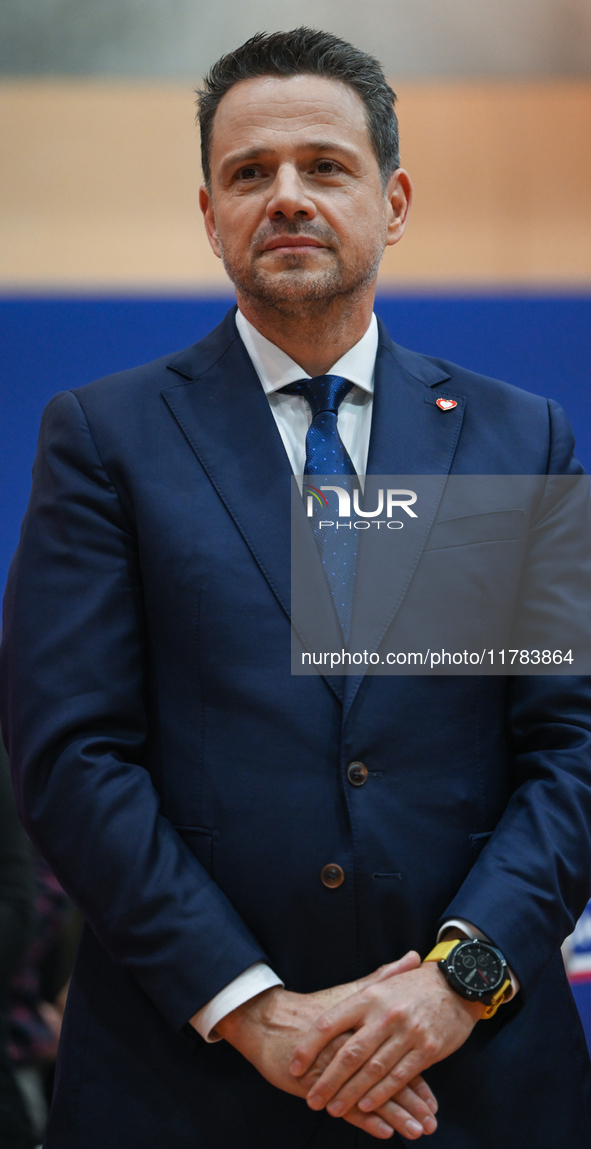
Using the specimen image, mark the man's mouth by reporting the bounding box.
[260,236,328,253]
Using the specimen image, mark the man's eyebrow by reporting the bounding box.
[221,139,360,171]
[221,147,267,169]
[300,139,359,159]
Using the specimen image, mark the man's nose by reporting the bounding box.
[266,163,317,221]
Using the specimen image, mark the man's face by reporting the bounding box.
[200,74,410,311]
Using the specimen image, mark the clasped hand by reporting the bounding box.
[291,956,482,1134]
[217,950,481,1141]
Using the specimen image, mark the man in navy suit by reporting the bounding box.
[2,27,591,1149]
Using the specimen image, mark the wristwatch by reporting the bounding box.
[423,938,512,1019]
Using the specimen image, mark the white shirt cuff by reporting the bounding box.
[437,918,520,998]
[189,962,284,1043]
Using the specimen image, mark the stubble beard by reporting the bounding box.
[217,222,385,321]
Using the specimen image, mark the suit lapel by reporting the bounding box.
[161,309,344,701]
[343,324,466,719]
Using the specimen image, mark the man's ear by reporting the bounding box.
[385,168,412,248]
[199,184,222,259]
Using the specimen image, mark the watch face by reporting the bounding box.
[450,943,504,994]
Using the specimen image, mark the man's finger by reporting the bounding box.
[408,1074,438,1114]
[358,951,421,988]
[321,1037,425,1116]
[344,1107,396,1140]
[343,1074,437,1140]
[377,1081,437,1134]
[375,1099,432,1141]
[357,1051,429,1114]
[390,1080,436,1126]
[346,1091,436,1142]
[306,1026,410,1111]
[377,1091,437,1140]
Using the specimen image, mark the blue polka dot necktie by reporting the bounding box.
[282,375,359,644]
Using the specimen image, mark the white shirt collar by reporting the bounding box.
[235,308,377,396]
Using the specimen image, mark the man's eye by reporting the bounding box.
[238,167,260,181]
[316,161,337,174]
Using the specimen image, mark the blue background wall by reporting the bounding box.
[1,293,591,594]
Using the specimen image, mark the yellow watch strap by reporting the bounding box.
[480,977,512,1019]
[424,940,461,963]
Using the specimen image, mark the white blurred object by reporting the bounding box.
[14,1066,47,1142]
[563,902,591,980]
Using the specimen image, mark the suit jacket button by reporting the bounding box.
[346,761,368,787]
[321,864,345,888]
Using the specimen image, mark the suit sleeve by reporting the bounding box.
[0,390,268,1030]
[440,398,591,997]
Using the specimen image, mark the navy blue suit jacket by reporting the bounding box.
[2,308,591,1148]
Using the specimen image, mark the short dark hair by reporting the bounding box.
[196,28,399,190]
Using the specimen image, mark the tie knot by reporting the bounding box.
[281,374,353,419]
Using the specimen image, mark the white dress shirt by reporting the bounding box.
[190,310,516,1041]
[235,307,377,479]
